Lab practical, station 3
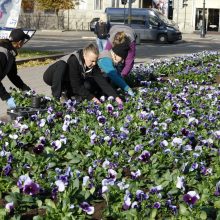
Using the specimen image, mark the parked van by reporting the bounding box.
[105,7,182,43]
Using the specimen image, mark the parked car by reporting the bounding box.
[89,17,99,31]
[105,7,182,43]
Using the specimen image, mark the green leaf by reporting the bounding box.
[5,195,14,203]
[90,187,95,195]
[68,158,81,164]
[0,209,7,217]
[22,195,34,203]
[36,200,43,207]
[179,203,189,216]
[84,190,90,200]
[214,200,220,209]
[200,211,207,220]
[45,199,56,209]
[150,209,157,219]
[11,186,20,193]
[33,216,44,220]
[73,178,79,189]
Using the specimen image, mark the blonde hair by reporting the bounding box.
[83,43,99,56]
[99,13,107,23]
[113,31,130,46]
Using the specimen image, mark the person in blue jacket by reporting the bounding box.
[97,41,134,97]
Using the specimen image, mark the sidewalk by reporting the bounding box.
[34,29,220,40]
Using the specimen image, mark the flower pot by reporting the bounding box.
[31,96,41,108]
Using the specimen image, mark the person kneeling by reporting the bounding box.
[43,43,122,105]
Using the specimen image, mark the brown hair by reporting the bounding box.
[83,43,99,56]
[113,31,130,46]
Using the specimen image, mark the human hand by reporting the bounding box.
[6,97,16,109]
[127,88,135,97]
[92,97,101,104]
[115,97,123,105]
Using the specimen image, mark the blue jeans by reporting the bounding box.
[96,38,107,52]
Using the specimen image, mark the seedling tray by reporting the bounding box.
[7,107,47,120]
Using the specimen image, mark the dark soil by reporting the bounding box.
[92,201,107,220]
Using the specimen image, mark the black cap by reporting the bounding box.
[9,28,30,42]
[112,42,130,60]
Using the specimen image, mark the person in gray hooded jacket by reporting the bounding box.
[43,43,122,105]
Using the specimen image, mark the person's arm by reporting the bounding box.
[67,55,94,100]
[105,40,112,51]
[121,41,136,77]
[94,23,98,35]
[7,62,30,91]
[93,66,118,98]
[98,57,131,92]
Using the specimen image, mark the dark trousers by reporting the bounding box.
[43,60,67,99]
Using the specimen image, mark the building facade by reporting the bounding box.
[18,0,220,33]
[173,0,220,33]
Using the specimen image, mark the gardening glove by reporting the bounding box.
[6,97,16,109]
[127,88,135,97]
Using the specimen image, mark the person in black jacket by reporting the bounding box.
[0,28,31,109]
[94,13,110,52]
[43,43,122,105]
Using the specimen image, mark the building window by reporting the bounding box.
[22,0,34,13]
[79,0,87,10]
[111,0,120,8]
[94,0,103,10]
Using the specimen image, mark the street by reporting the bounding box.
[24,30,220,63]
[0,31,220,118]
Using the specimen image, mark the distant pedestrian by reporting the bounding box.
[94,13,110,52]
[0,28,31,109]
[105,25,136,78]
[43,43,122,105]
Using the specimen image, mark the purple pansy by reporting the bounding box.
[23,178,40,195]
[183,191,200,206]
[136,190,148,202]
[131,169,141,179]
[138,150,151,162]
[33,143,44,154]
[3,164,12,176]
[122,190,131,210]
[5,202,14,213]
[80,202,94,215]
[153,202,161,209]
[214,181,220,196]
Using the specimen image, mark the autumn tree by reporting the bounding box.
[35,0,75,15]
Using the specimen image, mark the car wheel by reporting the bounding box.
[157,34,168,43]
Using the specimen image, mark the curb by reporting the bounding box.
[16,53,68,65]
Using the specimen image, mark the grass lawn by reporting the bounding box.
[17,49,60,59]
[17,49,62,68]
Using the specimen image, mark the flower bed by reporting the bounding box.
[0,51,220,219]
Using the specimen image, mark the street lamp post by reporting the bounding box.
[128,0,132,26]
[201,0,206,38]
